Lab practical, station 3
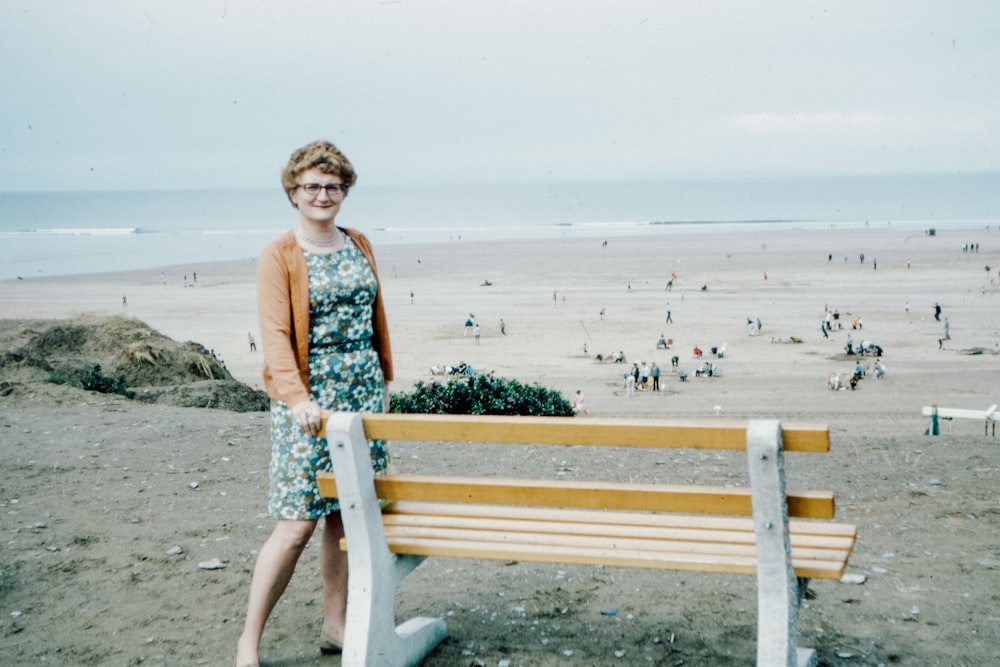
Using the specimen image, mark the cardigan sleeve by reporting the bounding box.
[257,240,312,407]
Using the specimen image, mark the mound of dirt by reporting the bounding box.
[0,314,268,412]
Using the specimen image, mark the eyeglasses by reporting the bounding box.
[297,183,348,197]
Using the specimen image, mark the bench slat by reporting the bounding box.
[316,473,837,519]
[382,511,857,552]
[389,501,858,540]
[380,536,849,580]
[377,502,855,579]
[384,520,854,556]
[382,528,852,577]
[353,413,830,452]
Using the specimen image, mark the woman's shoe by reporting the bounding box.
[319,631,344,655]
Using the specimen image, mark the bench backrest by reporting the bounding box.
[354,413,830,451]
[318,414,834,519]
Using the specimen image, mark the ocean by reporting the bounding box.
[1,172,997,281]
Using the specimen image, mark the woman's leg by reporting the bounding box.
[320,512,349,642]
[236,519,317,666]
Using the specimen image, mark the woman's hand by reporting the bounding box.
[290,399,323,437]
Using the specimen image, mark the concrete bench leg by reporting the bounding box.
[747,420,817,667]
[325,412,448,667]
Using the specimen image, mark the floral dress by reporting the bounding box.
[268,236,389,520]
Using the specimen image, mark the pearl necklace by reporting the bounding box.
[295,226,341,247]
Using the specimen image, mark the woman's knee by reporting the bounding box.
[270,520,318,551]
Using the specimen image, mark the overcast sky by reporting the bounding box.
[1,1,998,191]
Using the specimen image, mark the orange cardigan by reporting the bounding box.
[257,228,393,407]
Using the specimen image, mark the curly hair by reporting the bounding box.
[280,140,357,203]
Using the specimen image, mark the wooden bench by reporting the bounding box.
[317,413,856,667]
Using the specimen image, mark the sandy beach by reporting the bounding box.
[2,223,999,665]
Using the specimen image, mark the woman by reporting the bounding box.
[235,141,393,667]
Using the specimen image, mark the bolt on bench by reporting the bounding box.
[317,413,856,667]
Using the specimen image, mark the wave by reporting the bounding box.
[0,227,287,238]
[374,219,804,233]
[0,227,139,237]
[649,218,803,226]
[567,220,655,228]
[200,228,284,236]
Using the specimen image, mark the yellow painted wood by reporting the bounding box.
[380,512,856,553]
[389,501,856,540]
[384,503,852,545]
[315,472,337,500]
[382,522,854,558]
[344,413,830,453]
[317,415,854,580]
[377,537,849,580]
[317,473,837,519]
[379,533,851,580]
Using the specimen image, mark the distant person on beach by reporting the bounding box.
[934,302,942,321]
[122,295,127,307]
[572,390,587,415]
[236,141,393,667]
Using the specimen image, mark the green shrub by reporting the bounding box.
[390,374,573,416]
[46,372,67,385]
[80,364,136,399]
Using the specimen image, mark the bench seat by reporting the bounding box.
[315,476,855,580]
[379,501,854,579]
